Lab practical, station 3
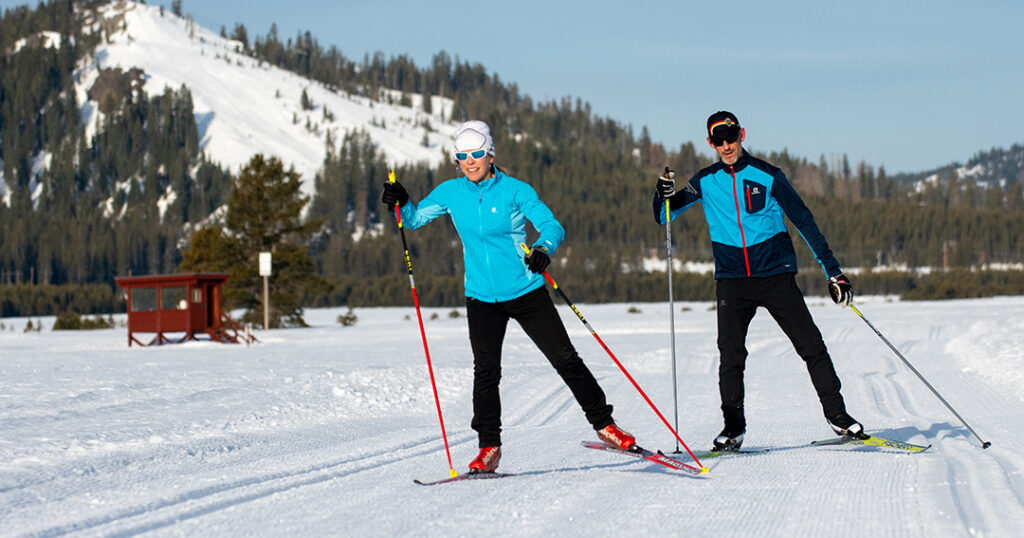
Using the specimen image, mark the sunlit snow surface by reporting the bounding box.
[2,295,1023,536]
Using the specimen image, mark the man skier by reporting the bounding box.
[653,110,862,450]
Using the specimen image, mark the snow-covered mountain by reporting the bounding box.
[899,144,1024,193]
[76,1,459,199]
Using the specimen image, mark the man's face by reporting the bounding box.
[709,128,745,166]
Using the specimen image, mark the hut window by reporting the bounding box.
[132,288,157,312]
[162,286,188,310]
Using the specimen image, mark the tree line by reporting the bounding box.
[305,128,1024,308]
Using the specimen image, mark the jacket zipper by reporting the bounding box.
[730,166,752,276]
[477,187,498,300]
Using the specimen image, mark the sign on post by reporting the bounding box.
[259,252,272,277]
[259,252,271,330]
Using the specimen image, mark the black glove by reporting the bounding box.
[381,181,409,207]
[656,167,676,199]
[828,274,853,306]
[525,245,550,274]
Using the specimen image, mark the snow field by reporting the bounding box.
[2,296,1023,536]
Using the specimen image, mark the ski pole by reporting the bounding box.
[662,166,681,454]
[390,170,458,476]
[849,303,991,449]
[520,243,707,472]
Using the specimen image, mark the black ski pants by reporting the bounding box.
[466,286,614,448]
[716,273,847,431]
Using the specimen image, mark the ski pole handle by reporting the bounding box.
[663,167,672,224]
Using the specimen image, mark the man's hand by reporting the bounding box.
[656,167,676,199]
[829,274,853,307]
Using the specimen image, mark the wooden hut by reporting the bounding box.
[115,273,256,346]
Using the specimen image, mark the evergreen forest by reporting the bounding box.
[1,0,1021,318]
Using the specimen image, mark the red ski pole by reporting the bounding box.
[520,243,706,472]
[391,170,457,477]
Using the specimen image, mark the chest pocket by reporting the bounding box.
[480,197,512,232]
[743,180,768,213]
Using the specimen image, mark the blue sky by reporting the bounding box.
[5,0,1022,174]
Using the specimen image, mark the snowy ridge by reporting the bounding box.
[1,296,1023,535]
[75,1,459,199]
[11,30,63,54]
[910,144,1024,193]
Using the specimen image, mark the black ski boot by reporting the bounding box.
[713,426,745,451]
[827,412,866,439]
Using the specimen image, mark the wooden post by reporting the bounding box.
[262,275,269,330]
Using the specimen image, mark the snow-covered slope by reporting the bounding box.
[2,296,1023,535]
[76,1,458,199]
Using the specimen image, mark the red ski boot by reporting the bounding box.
[468,446,501,473]
[597,423,636,451]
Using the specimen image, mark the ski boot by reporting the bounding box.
[468,446,501,474]
[597,423,637,452]
[713,426,745,451]
[827,412,866,439]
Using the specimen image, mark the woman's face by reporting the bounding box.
[457,149,494,183]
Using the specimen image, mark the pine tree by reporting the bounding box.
[231,23,249,50]
[180,155,329,327]
[1006,182,1023,213]
[946,170,961,208]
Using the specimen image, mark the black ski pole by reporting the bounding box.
[849,304,991,449]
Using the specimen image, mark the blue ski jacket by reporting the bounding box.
[399,170,563,302]
[653,152,842,280]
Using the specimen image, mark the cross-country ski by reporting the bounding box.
[690,447,772,459]
[581,441,707,476]
[414,472,517,486]
[810,434,931,452]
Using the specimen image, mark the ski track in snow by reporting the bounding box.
[1,297,1023,536]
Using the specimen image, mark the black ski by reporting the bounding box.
[689,447,770,459]
[413,471,515,486]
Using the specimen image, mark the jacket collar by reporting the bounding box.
[463,169,503,190]
[715,150,751,173]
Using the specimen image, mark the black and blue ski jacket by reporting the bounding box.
[653,151,842,280]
